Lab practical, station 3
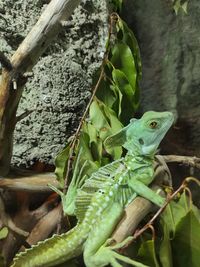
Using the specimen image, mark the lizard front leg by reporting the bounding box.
[128,176,166,207]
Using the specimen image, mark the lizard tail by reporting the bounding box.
[10,224,85,267]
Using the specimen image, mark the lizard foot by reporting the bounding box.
[92,238,149,267]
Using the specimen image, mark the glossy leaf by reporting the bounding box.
[137,239,160,267]
[78,130,96,163]
[117,19,142,79]
[159,220,173,267]
[54,143,70,186]
[99,100,123,133]
[112,68,138,122]
[95,78,116,109]
[161,193,190,236]
[89,99,112,141]
[172,210,200,267]
[111,42,137,90]
[89,99,123,159]
[99,100,123,159]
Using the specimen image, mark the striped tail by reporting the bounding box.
[11,224,86,267]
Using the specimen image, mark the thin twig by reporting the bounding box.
[15,109,35,123]
[133,176,199,240]
[0,51,13,71]
[63,14,118,193]
[63,65,105,192]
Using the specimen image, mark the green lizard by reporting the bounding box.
[11,111,174,267]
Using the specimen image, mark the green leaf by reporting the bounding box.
[100,101,123,159]
[110,83,123,117]
[159,220,173,267]
[84,123,102,162]
[89,99,123,159]
[112,69,135,104]
[86,123,98,145]
[117,19,142,79]
[89,99,121,139]
[99,100,123,133]
[79,130,95,163]
[172,210,200,267]
[159,192,200,267]
[89,99,111,141]
[137,239,160,267]
[112,69,138,123]
[0,227,8,240]
[181,1,188,13]
[95,77,117,109]
[111,42,137,90]
[161,193,190,236]
[54,144,70,186]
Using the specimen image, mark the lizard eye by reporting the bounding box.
[149,121,158,129]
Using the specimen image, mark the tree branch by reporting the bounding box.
[162,155,200,169]
[0,173,59,192]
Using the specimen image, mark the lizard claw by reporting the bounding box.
[95,244,149,267]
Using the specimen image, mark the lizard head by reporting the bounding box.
[104,111,174,157]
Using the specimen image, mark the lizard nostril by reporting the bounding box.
[138,138,144,145]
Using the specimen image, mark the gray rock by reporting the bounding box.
[0,0,108,166]
[123,0,200,155]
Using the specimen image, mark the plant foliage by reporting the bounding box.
[129,191,200,267]
[55,15,141,187]
[172,0,189,14]
[54,12,200,267]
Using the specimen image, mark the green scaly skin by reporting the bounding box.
[11,111,174,267]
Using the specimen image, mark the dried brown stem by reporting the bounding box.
[15,109,35,123]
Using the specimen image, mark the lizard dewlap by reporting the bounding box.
[11,111,174,267]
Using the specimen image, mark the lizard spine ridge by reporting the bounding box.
[11,224,86,267]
